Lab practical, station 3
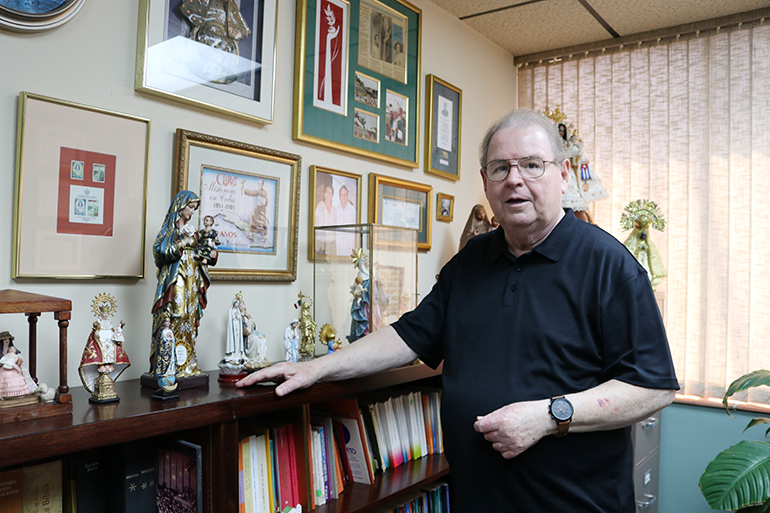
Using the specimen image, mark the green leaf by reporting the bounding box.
[739,500,770,512]
[744,418,770,433]
[724,370,770,413]
[700,441,770,510]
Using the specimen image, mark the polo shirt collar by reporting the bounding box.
[485,208,577,263]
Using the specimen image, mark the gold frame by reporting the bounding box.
[424,74,462,181]
[436,193,454,222]
[12,92,150,279]
[135,0,278,124]
[173,129,301,281]
[293,0,422,168]
[308,165,363,260]
[369,173,432,251]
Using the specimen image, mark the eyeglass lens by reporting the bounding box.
[485,157,545,181]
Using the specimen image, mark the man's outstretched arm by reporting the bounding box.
[235,326,418,396]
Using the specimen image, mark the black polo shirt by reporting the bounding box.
[392,210,679,512]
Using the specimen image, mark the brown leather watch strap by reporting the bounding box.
[550,395,573,437]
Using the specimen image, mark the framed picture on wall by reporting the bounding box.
[369,173,431,250]
[436,192,454,222]
[135,0,278,124]
[12,92,150,279]
[308,165,363,260]
[293,0,422,168]
[425,74,462,180]
[173,129,301,281]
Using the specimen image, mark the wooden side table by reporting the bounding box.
[0,289,73,423]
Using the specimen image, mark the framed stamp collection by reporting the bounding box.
[12,92,150,279]
[173,129,301,281]
[293,0,422,167]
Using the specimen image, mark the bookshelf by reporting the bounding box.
[0,363,446,513]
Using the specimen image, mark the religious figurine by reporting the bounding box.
[179,0,252,85]
[283,319,300,363]
[0,351,36,399]
[197,215,221,265]
[152,314,179,400]
[544,106,608,223]
[458,205,498,251]
[151,190,216,389]
[78,293,131,403]
[222,292,270,374]
[621,199,668,291]
[320,324,342,354]
[347,248,390,343]
[297,292,317,361]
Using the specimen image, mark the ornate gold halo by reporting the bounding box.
[91,293,117,318]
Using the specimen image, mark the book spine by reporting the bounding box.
[275,426,293,510]
[239,439,245,513]
[421,394,434,455]
[243,436,255,513]
[23,459,63,513]
[0,468,22,513]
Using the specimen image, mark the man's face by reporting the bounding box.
[481,124,568,235]
[339,187,348,208]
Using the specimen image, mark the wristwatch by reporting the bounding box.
[549,396,573,437]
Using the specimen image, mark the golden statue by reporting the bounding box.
[620,200,667,290]
[297,291,317,360]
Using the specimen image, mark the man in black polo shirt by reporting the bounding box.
[238,109,679,511]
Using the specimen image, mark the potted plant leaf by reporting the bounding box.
[700,370,770,511]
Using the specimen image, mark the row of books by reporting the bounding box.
[377,482,450,513]
[239,424,301,513]
[357,389,444,475]
[0,460,62,513]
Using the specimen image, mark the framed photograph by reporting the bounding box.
[308,165,363,260]
[293,0,421,168]
[0,0,86,32]
[369,173,431,250]
[354,71,380,108]
[135,0,278,124]
[436,193,454,222]
[173,129,301,281]
[425,74,462,180]
[384,89,408,145]
[12,92,150,279]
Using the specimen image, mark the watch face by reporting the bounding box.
[551,398,573,421]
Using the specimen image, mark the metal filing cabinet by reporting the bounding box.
[632,412,662,513]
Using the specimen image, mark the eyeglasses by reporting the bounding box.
[482,157,557,181]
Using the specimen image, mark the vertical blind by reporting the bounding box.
[517,22,770,405]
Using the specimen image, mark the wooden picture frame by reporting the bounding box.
[369,173,431,250]
[436,193,454,222]
[135,0,278,124]
[293,0,422,168]
[173,129,301,281]
[308,165,363,260]
[425,74,462,180]
[12,92,150,279]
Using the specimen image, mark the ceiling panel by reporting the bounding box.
[461,0,610,56]
[425,0,770,57]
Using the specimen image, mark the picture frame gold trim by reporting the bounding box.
[173,129,301,281]
[425,74,462,181]
[12,92,150,279]
[308,165,363,260]
[0,0,86,32]
[436,192,454,222]
[368,173,432,251]
[135,0,278,124]
[293,0,422,168]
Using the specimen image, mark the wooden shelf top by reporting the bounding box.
[0,289,72,314]
[0,363,441,469]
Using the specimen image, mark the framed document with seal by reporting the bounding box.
[369,173,431,250]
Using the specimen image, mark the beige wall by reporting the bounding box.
[0,0,516,388]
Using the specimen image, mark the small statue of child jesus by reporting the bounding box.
[197,215,221,264]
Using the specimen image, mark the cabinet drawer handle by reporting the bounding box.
[641,417,659,429]
[636,494,657,511]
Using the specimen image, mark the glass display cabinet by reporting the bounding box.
[314,224,417,354]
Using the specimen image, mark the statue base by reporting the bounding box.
[217,371,248,385]
[140,372,209,391]
[88,396,120,404]
[151,388,180,401]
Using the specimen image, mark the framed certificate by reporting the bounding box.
[369,173,431,250]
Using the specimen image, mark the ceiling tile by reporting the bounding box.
[461,0,610,55]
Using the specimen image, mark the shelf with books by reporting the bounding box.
[0,362,443,513]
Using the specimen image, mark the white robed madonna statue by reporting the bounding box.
[221,293,270,375]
